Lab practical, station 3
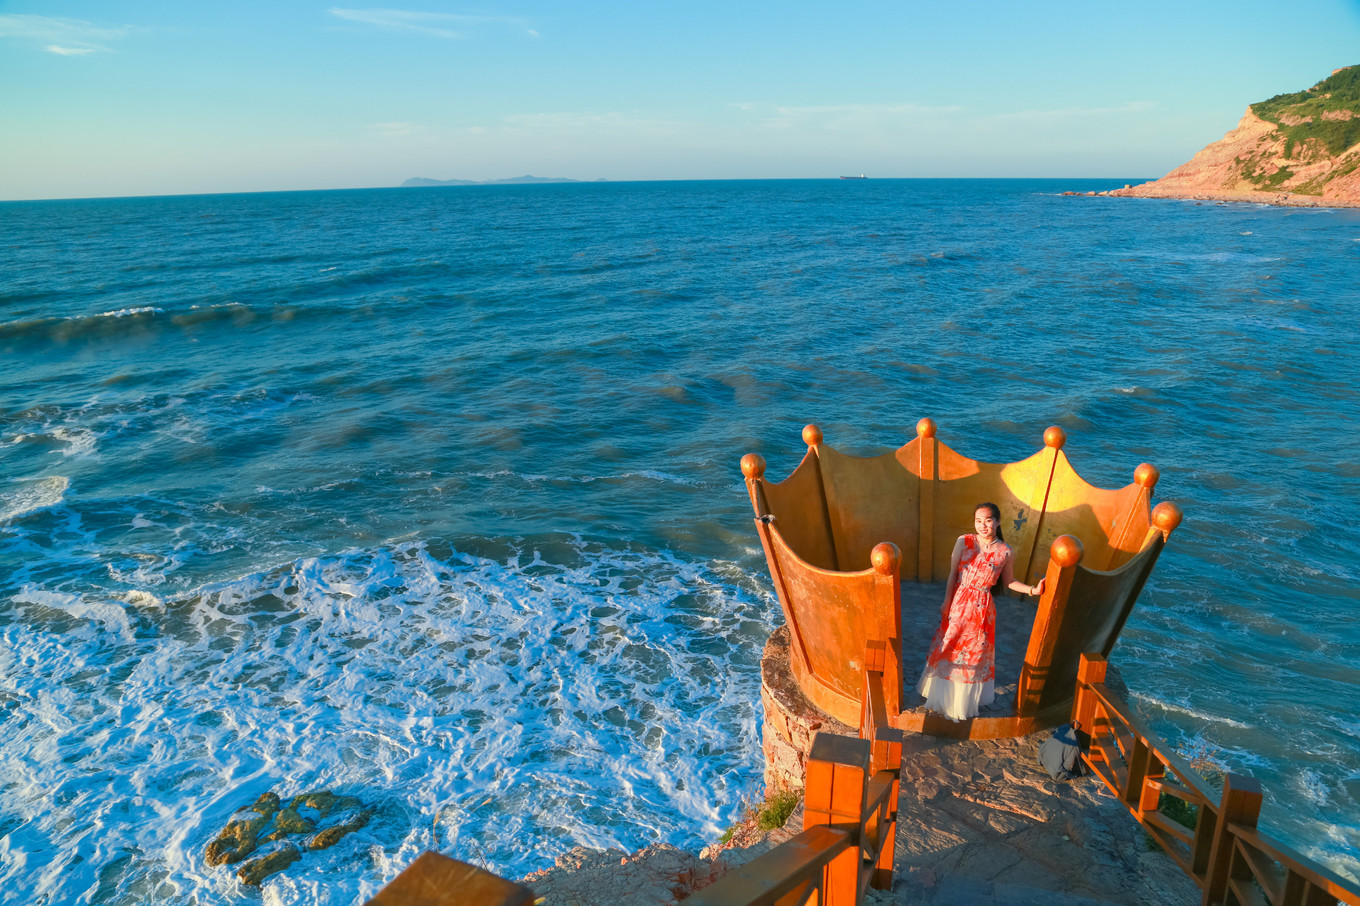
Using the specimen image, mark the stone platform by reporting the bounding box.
[714,731,1198,906]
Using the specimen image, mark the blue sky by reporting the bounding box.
[2,1,1359,200]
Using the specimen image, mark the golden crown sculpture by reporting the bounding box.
[741,419,1183,739]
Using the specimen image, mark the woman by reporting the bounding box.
[917,502,1046,721]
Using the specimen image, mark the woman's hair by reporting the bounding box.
[976,502,1004,543]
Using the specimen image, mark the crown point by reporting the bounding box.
[1135,463,1160,488]
[802,424,823,447]
[1152,501,1183,534]
[916,418,936,439]
[740,453,766,479]
[870,542,900,575]
[1051,534,1084,567]
[1044,426,1067,449]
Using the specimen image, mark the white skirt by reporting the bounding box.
[918,673,995,722]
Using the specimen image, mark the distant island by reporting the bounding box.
[1112,64,1360,207]
[400,175,587,187]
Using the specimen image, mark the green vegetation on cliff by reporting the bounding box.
[1250,65,1360,159]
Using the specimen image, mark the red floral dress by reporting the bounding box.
[917,534,1006,720]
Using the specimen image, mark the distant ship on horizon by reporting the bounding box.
[839,174,867,179]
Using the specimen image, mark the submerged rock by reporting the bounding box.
[204,788,373,886]
[237,844,302,887]
[308,808,374,850]
[204,792,282,866]
[263,804,316,842]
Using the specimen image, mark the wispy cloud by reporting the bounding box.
[758,102,967,133]
[750,100,1155,135]
[772,102,967,119]
[990,100,1157,121]
[367,121,423,137]
[0,14,129,54]
[328,8,533,39]
[497,110,700,138]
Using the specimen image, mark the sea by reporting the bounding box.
[1,179,1357,903]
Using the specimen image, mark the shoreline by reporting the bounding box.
[1066,186,1360,209]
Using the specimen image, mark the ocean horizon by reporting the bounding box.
[1,178,1356,903]
[3,175,1153,205]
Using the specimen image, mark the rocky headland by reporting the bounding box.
[1109,64,1360,208]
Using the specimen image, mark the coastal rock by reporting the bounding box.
[1112,64,1360,207]
[760,625,855,792]
[520,843,726,906]
[237,844,302,887]
[204,789,373,886]
[308,808,374,850]
[204,792,280,866]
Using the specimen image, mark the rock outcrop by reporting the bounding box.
[204,789,374,887]
[760,625,855,794]
[520,843,728,906]
[1114,65,1360,207]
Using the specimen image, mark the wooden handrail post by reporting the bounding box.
[1072,653,1106,734]
[860,650,903,894]
[1125,736,1153,810]
[804,733,871,906]
[1201,774,1263,906]
[1017,535,1084,715]
[860,645,904,776]
[1137,747,1165,815]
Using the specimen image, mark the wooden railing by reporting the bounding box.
[1074,654,1360,906]
[686,641,903,906]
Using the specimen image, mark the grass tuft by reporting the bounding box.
[718,788,801,846]
[755,790,799,832]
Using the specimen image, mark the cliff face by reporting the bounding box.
[1114,65,1360,206]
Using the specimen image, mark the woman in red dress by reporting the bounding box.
[917,502,1046,721]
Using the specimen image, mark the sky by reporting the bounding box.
[2,1,1360,200]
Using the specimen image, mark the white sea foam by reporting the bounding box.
[89,306,164,319]
[11,584,135,640]
[51,427,98,457]
[1297,768,1332,806]
[0,476,70,522]
[462,469,699,487]
[1128,692,1251,728]
[621,470,696,486]
[0,539,776,905]
[124,589,165,609]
